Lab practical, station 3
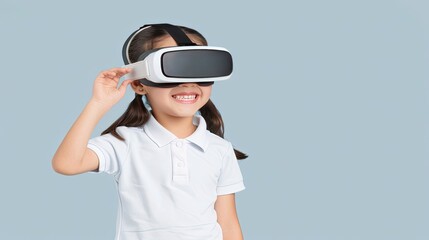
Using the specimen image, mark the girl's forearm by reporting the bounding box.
[222,224,244,240]
[52,99,110,174]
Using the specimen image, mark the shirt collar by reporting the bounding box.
[187,115,209,152]
[143,113,209,152]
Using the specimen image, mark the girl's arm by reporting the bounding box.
[52,68,131,175]
[215,193,244,240]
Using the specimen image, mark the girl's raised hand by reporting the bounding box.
[91,68,132,109]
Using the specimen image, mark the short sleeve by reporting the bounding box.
[216,143,245,195]
[87,131,128,176]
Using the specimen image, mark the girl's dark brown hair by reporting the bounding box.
[102,25,247,160]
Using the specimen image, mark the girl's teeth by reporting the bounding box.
[174,95,196,100]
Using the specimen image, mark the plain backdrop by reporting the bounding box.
[1,0,428,239]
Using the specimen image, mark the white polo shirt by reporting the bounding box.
[87,114,245,240]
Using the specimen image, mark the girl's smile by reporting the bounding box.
[171,92,199,104]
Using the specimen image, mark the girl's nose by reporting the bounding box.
[179,82,197,87]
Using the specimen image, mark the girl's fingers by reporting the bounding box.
[99,68,132,80]
[102,72,117,79]
[118,79,132,93]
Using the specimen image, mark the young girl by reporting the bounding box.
[52,23,247,240]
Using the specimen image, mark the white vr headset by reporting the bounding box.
[122,24,233,87]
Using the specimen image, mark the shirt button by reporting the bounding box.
[177,161,185,168]
[176,141,183,147]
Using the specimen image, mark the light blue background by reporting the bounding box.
[1,0,428,239]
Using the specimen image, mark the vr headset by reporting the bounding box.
[122,23,233,88]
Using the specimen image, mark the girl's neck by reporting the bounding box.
[152,112,197,139]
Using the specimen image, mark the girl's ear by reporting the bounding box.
[130,80,148,95]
